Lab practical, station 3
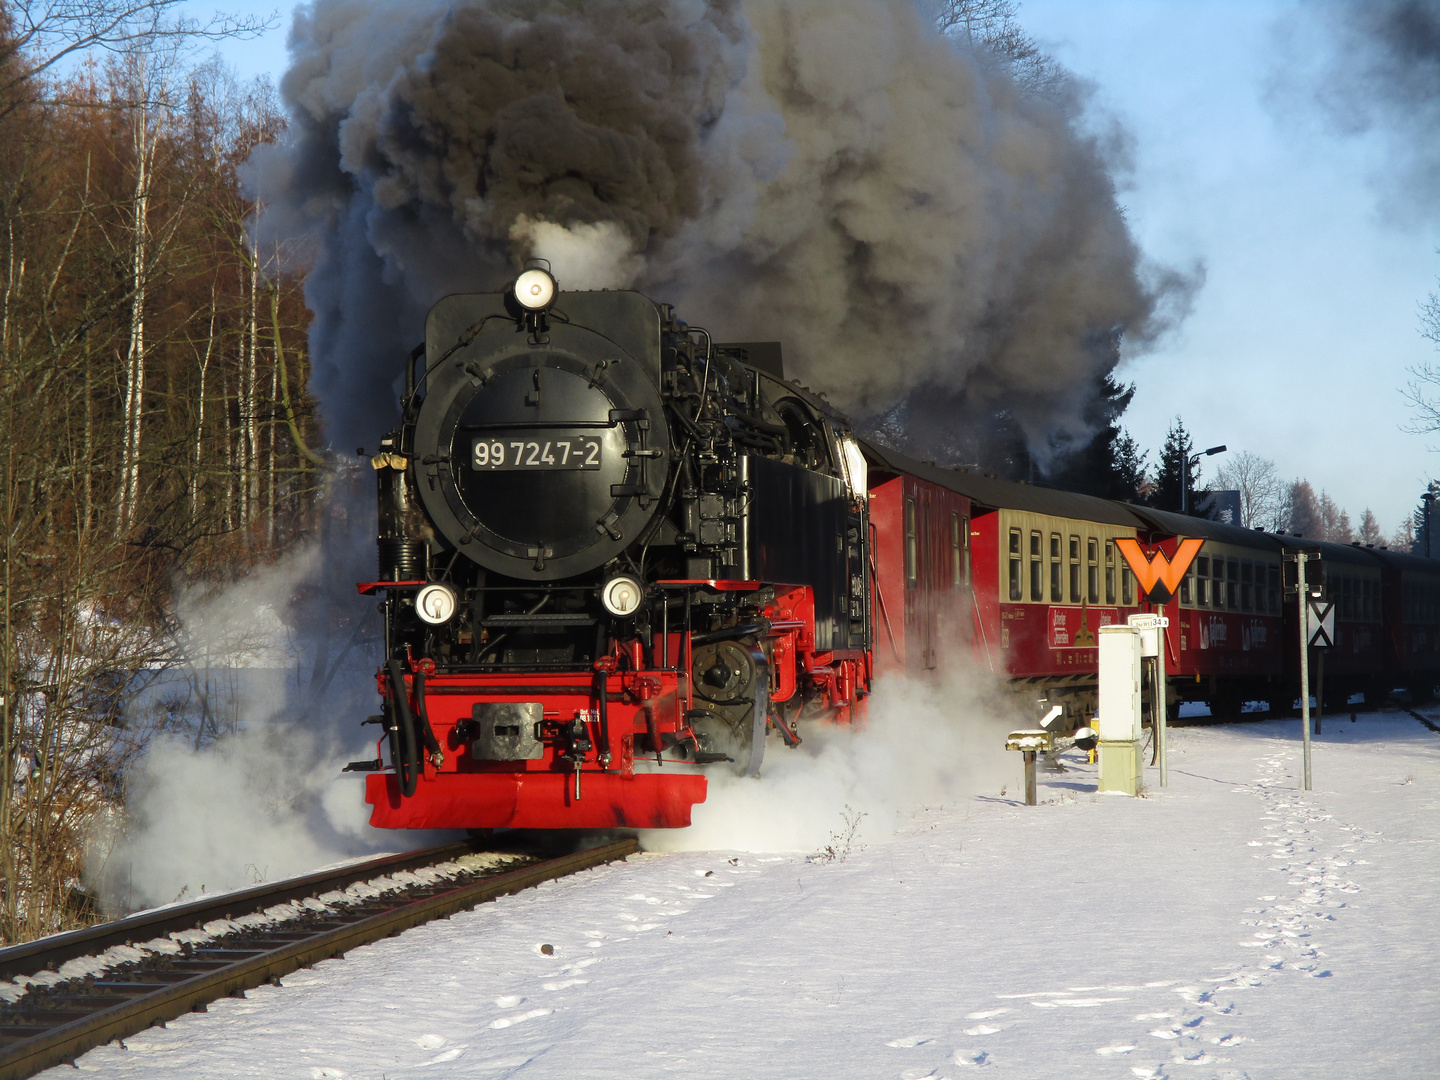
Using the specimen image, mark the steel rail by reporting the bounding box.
[1406,708,1440,733]
[0,838,637,1080]
[0,840,489,984]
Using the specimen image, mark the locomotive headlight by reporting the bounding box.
[415,582,459,625]
[601,575,644,618]
[513,268,557,312]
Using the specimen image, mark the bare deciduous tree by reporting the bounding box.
[935,0,1064,95]
[1401,273,1440,435]
[1214,450,1284,529]
[0,0,270,109]
[0,21,318,942]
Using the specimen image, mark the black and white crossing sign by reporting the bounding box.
[1308,600,1336,648]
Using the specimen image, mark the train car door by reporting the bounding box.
[903,485,926,670]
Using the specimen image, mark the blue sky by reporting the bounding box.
[184,0,1439,535]
[1021,0,1438,535]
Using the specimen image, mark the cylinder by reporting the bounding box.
[377,462,427,581]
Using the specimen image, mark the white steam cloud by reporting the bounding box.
[510,216,644,290]
[86,511,443,914]
[641,659,1023,854]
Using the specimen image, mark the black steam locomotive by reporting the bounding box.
[361,268,873,830]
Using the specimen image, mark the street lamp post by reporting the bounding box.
[1182,444,1228,516]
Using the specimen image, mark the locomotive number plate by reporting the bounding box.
[471,436,602,471]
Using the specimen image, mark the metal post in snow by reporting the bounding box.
[1156,654,1168,787]
[1298,551,1312,791]
[1023,750,1037,806]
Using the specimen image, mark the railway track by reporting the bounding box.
[0,836,637,1080]
[1406,708,1440,733]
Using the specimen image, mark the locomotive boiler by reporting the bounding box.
[356,268,874,830]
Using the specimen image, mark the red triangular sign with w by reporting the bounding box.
[1115,537,1204,605]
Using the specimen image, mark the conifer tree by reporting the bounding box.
[1152,418,1195,512]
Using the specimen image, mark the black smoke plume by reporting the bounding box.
[1270,0,1440,225]
[249,0,1189,463]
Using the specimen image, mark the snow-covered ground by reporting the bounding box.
[54,711,1437,1080]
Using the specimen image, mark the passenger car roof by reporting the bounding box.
[1127,505,1281,553]
[859,439,1148,528]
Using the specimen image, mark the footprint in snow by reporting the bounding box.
[489,1008,552,1030]
[494,995,524,1008]
[1030,997,1122,1008]
[951,1049,990,1068]
[964,1009,1010,1020]
[415,1034,446,1050]
[884,1035,932,1048]
[963,1024,1007,1036]
[1095,1045,1135,1055]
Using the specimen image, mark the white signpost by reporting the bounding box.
[1288,550,1325,791]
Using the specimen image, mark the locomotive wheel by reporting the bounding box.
[689,641,768,777]
[692,640,756,705]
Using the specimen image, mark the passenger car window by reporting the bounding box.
[1105,539,1116,604]
[1050,532,1062,602]
[1008,527,1022,601]
[1030,530,1042,601]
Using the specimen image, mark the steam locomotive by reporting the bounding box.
[356,269,1440,832]
[358,269,874,829]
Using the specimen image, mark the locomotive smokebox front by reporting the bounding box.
[412,288,670,581]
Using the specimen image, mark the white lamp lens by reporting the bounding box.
[514,269,556,311]
[601,576,643,617]
[415,583,458,625]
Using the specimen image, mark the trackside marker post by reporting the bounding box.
[1285,549,1323,791]
[1006,730,1053,805]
